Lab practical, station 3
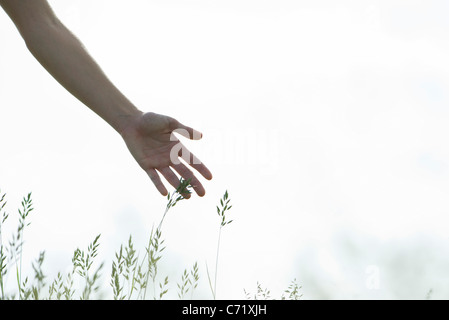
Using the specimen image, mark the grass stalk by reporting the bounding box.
[207,190,233,300]
[0,190,8,299]
[214,225,222,299]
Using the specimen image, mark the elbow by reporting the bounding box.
[1,0,63,50]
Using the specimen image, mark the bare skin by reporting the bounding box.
[0,0,212,197]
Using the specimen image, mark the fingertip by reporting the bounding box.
[157,184,168,197]
[203,170,213,180]
[195,186,206,197]
[193,129,203,140]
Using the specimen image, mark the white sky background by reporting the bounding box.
[2,0,449,299]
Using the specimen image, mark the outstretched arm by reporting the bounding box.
[0,0,140,134]
[0,0,212,197]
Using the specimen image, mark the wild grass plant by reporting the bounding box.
[207,190,232,299]
[0,184,302,300]
[243,279,303,300]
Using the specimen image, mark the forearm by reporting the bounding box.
[22,18,141,134]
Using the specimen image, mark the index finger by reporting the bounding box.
[178,147,213,180]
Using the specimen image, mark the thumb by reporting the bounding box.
[172,121,203,140]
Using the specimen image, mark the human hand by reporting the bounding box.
[120,112,212,198]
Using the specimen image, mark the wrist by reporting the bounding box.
[116,109,144,137]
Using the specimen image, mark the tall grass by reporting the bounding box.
[110,178,193,300]
[0,185,302,300]
[206,190,232,299]
[0,190,34,299]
